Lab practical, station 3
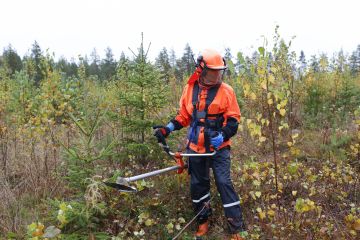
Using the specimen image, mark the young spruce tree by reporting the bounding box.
[117,34,168,164]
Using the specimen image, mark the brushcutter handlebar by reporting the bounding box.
[159,141,217,157]
[168,148,216,157]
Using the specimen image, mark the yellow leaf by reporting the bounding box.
[145,219,153,226]
[269,75,275,83]
[252,172,260,179]
[243,84,250,96]
[292,133,299,139]
[253,180,261,186]
[292,191,297,196]
[256,113,262,121]
[287,142,293,147]
[255,191,261,198]
[59,203,67,211]
[267,98,273,105]
[37,223,44,231]
[261,81,267,90]
[280,99,288,108]
[166,223,174,233]
[32,229,44,237]
[250,92,257,100]
[279,109,286,116]
[259,211,266,220]
[353,219,360,230]
[267,209,275,217]
[244,83,250,89]
[259,136,266,142]
[302,205,310,212]
[249,191,256,200]
[273,93,279,101]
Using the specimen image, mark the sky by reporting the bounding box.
[0,0,359,62]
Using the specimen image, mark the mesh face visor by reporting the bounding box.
[201,68,225,86]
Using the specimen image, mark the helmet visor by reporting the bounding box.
[202,68,224,86]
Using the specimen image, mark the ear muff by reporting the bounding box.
[196,55,210,70]
[196,55,203,68]
[197,56,227,79]
[223,57,226,68]
[196,56,207,78]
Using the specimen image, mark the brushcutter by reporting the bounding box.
[104,139,216,192]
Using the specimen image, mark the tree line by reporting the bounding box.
[1,41,360,86]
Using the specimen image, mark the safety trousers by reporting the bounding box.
[188,147,246,233]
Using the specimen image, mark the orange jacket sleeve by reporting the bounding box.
[223,87,241,122]
[221,86,241,141]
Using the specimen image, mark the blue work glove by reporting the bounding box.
[210,132,224,149]
[153,122,174,143]
[166,122,175,132]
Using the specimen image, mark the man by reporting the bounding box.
[154,49,246,239]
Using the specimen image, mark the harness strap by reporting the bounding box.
[187,82,223,152]
[192,82,200,107]
[203,84,220,152]
[187,83,200,149]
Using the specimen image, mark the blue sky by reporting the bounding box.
[1,0,359,61]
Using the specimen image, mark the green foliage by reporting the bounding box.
[29,41,49,87]
[45,194,108,236]
[174,43,194,81]
[294,198,317,213]
[155,47,173,84]
[61,97,117,191]
[115,34,169,163]
[1,32,360,239]
[2,44,22,75]
[100,47,117,81]
[302,55,360,128]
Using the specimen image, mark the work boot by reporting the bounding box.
[229,233,245,240]
[195,220,209,239]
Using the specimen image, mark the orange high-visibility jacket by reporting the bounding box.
[174,81,241,153]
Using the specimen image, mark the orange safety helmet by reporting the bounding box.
[187,49,227,84]
[197,49,227,70]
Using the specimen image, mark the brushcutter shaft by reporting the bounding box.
[123,164,186,182]
[105,139,217,192]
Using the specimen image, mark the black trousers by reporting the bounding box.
[188,147,246,233]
